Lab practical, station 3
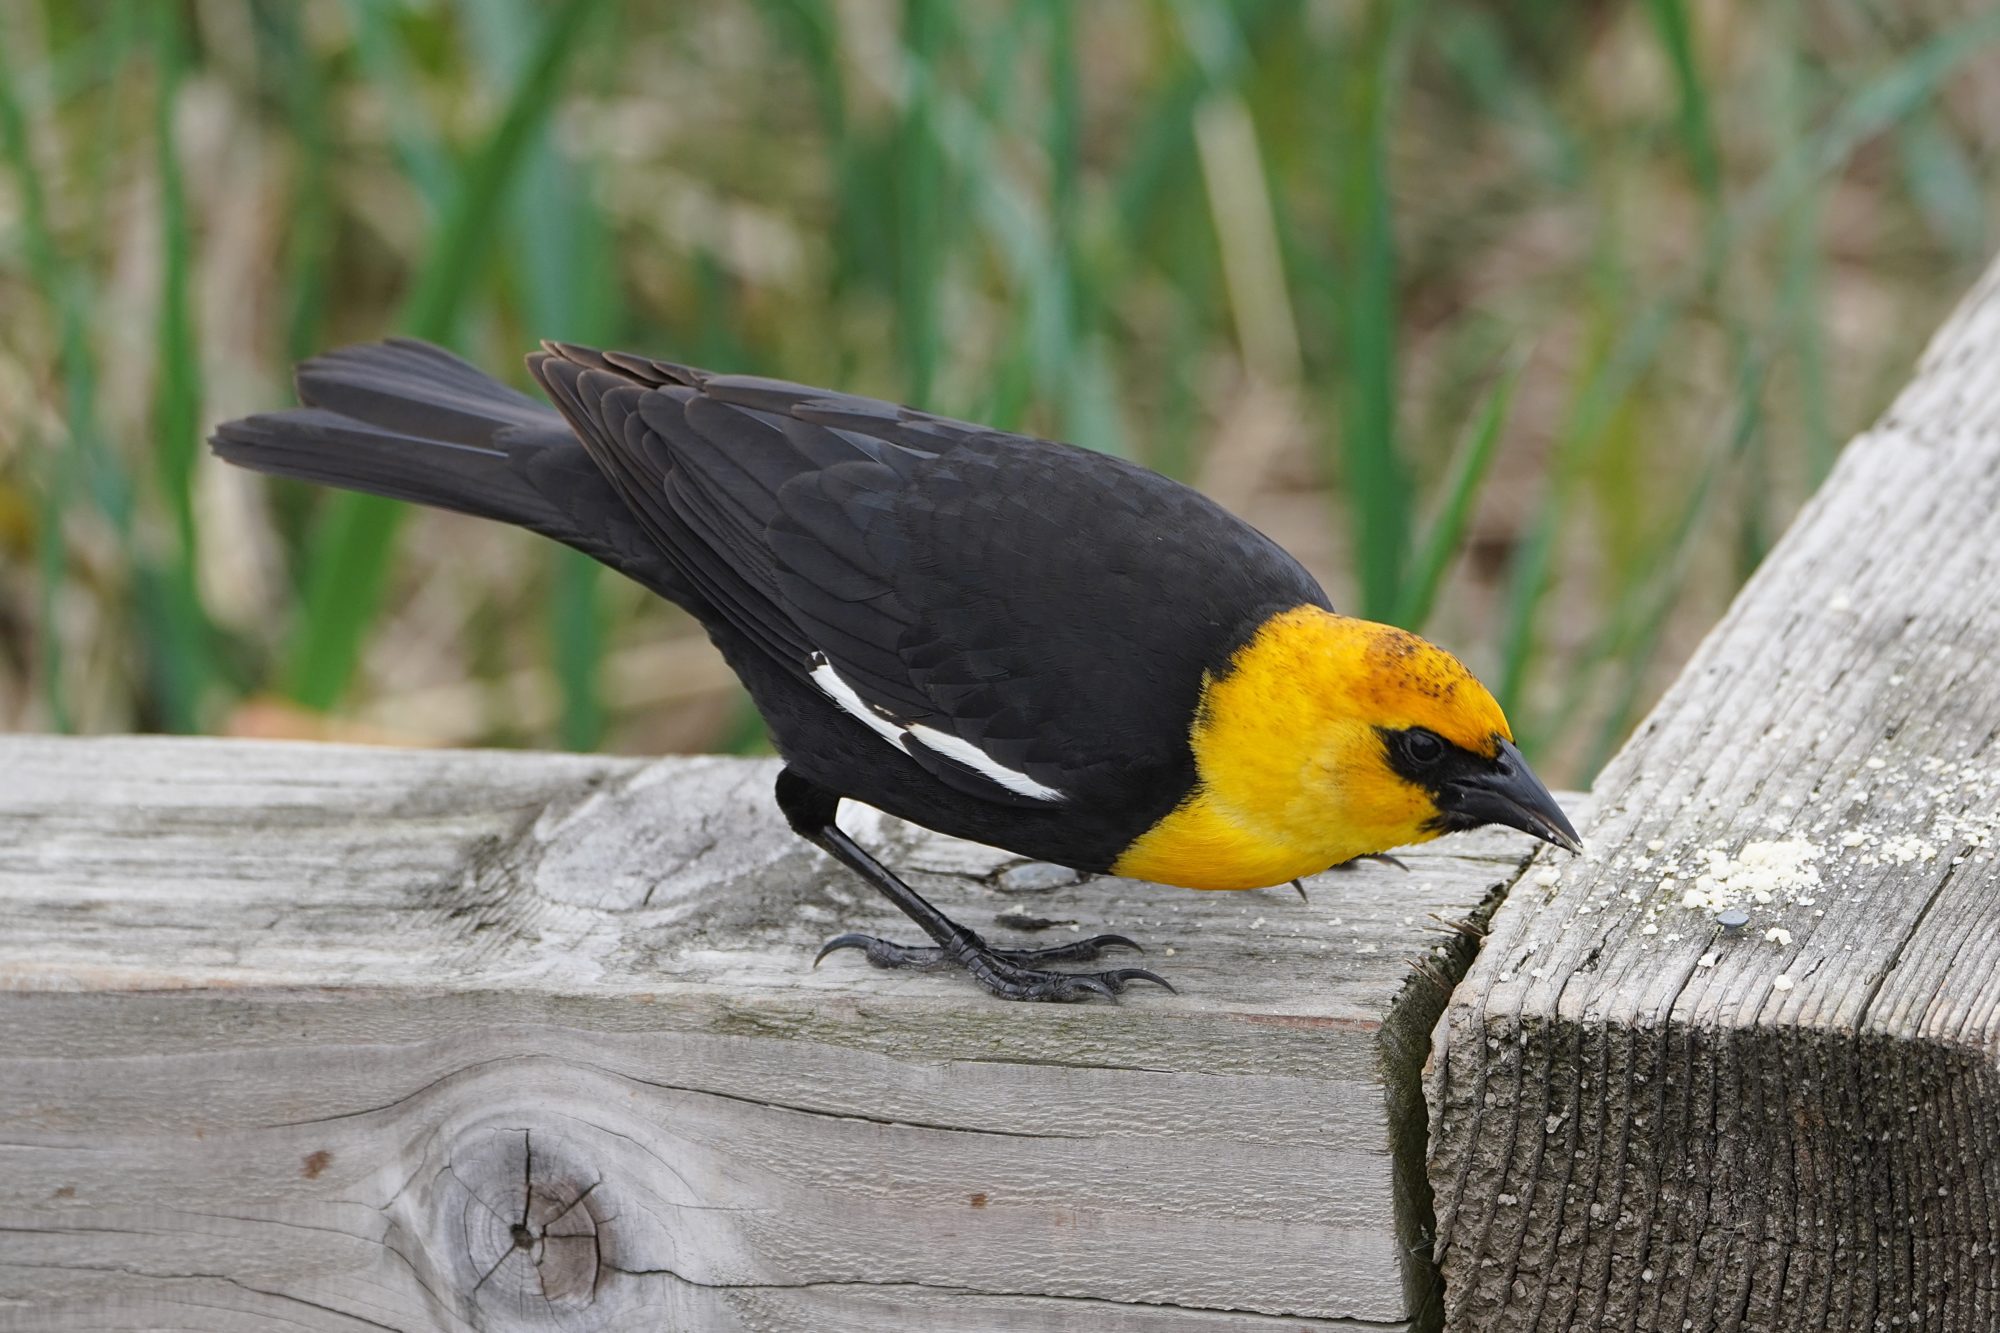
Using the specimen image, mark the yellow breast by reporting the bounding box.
[1113,791,1375,890]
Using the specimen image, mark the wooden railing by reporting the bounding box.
[0,739,1551,1330]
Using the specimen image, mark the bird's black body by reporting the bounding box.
[216,340,1327,882]
[214,338,1584,1000]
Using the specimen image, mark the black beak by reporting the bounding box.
[1443,740,1583,854]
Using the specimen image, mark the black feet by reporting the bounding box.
[815,929,1174,1002]
[817,931,1142,969]
[774,766,1176,1003]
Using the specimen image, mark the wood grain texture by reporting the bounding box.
[0,737,1569,1332]
[1425,262,2000,1329]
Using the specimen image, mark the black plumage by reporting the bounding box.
[212,338,1336,1000]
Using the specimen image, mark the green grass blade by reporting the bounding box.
[263,9,338,362]
[750,0,883,331]
[546,549,607,751]
[459,0,621,751]
[1895,110,1987,258]
[1645,0,1723,211]
[915,16,1132,453]
[1495,275,1675,728]
[339,0,454,208]
[1577,350,1767,775]
[1813,12,2000,174]
[1431,5,1580,187]
[1734,9,2000,237]
[1333,0,1420,621]
[892,0,948,405]
[1776,0,1833,486]
[1195,93,1303,385]
[399,0,608,342]
[0,10,147,725]
[1397,349,1525,631]
[0,20,69,730]
[1648,0,1767,582]
[283,0,610,711]
[147,3,220,730]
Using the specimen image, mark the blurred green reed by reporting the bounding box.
[2,0,1998,783]
[283,0,609,715]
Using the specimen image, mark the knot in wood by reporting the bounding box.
[430,1122,608,1322]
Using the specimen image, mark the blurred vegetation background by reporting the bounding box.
[2,0,1997,787]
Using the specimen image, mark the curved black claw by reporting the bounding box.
[816,931,1142,971]
[814,933,954,971]
[996,933,1144,965]
[813,930,1173,1002]
[961,958,1176,1003]
[1329,853,1411,873]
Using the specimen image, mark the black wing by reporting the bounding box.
[528,342,1330,809]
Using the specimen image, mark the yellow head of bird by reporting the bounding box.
[1114,607,1581,890]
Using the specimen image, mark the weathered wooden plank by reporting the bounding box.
[0,736,1573,1331]
[1425,261,2000,1329]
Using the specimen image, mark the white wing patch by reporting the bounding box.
[906,724,1066,802]
[808,654,1065,803]
[808,656,909,751]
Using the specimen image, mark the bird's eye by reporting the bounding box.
[1402,729,1445,765]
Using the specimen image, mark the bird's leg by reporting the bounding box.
[775,769,1173,1003]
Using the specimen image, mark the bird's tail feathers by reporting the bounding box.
[209,339,687,598]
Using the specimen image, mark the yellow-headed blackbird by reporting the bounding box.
[212,340,1579,1001]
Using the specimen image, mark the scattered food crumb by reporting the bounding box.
[1772,974,1794,991]
[1880,835,1936,864]
[1765,927,1793,947]
[1672,839,1822,916]
[1696,951,1720,968]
